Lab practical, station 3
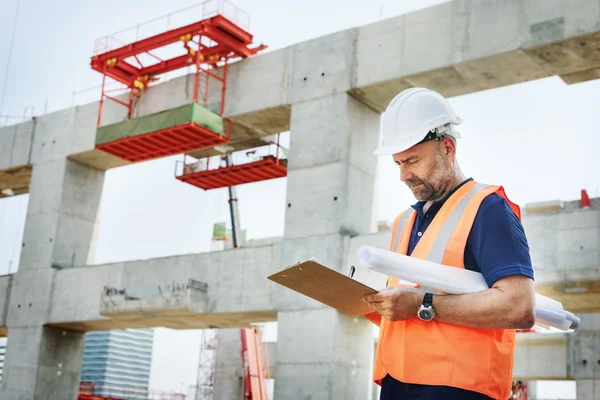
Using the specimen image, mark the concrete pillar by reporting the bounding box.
[572,313,600,400]
[212,328,243,400]
[284,92,380,239]
[577,380,600,400]
[0,326,84,399]
[272,93,379,399]
[20,158,104,270]
[0,158,104,398]
[274,308,374,400]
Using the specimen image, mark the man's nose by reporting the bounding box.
[400,168,413,183]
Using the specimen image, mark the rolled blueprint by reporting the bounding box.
[356,245,580,331]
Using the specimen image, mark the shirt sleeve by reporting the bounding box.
[465,193,535,287]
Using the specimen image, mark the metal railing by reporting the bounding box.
[93,0,251,56]
[175,139,287,179]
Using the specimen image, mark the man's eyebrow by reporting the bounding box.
[395,156,419,165]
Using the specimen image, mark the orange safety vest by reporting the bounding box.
[371,180,521,400]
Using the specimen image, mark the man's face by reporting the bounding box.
[392,138,456,202]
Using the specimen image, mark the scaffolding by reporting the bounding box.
[90,0,266,163]
[194,329,218,400]
[174,135,288,191]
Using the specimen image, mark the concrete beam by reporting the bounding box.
[351,0,600,112]
[42,233,348,331]
[534,267,600,313]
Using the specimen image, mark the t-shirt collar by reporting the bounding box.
[410,177,474,217]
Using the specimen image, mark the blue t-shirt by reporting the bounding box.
[383,178,534,400]
[408,177,534,286]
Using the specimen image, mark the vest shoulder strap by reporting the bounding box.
[441,184,519,268]
[390,209,415,253]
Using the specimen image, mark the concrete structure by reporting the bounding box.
[80,329,154,399]
[0,0,600,399]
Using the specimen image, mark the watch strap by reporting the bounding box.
[423,293,433,307]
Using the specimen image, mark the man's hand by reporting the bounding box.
[363,287,422,321]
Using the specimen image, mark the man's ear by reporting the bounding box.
[441,137,456,157]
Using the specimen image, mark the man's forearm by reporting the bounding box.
[431,287,535,330]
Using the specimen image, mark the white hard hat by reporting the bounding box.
[374,87,463,156]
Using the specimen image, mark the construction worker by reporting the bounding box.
[363,88,536,400]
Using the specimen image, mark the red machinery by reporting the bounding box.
[78,382,186,400]
[240,328,271,400]
[175,135,287,190]
[90,0,266,162]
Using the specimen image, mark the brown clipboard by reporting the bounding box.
[267,259,379,317]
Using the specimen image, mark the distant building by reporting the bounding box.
[81,329,154,399]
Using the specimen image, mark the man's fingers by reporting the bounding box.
[363,292,385,303]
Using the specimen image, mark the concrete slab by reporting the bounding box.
[68,149,131,171]
[0,164,31,198]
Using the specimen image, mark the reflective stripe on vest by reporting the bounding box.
[427,183,490,264]
[372,180,520,400]
[391,209,413,253]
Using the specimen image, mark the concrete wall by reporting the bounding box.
[524,198,600,271]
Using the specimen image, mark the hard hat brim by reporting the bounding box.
[373,131,461,156]
[373,144,413,156]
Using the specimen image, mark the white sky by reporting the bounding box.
[0,0,595,398]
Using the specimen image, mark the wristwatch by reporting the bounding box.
[417,293,436,321]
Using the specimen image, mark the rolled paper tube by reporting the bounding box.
[356,245,580,331]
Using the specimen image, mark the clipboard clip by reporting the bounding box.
[348,265,355,278]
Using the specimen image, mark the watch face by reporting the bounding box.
[419,308,433,321]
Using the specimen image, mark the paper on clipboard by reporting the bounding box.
[267,259,378,317]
